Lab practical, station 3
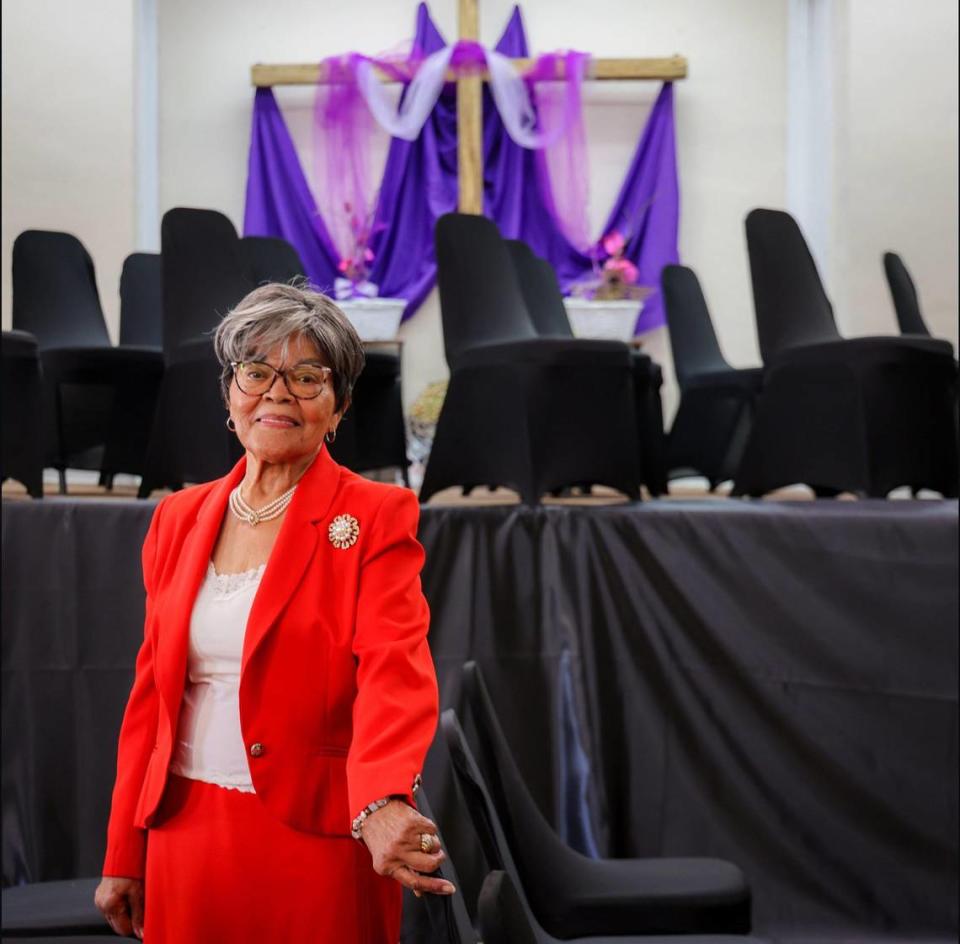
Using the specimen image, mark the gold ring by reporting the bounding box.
[420,833,436,854]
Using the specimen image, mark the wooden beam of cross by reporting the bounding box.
[250,0,687,214]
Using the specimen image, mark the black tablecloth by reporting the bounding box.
[2,497,957,937]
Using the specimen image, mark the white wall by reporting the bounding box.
[3,0,957,414]
[831,0,958,346]
[1,0,136,340]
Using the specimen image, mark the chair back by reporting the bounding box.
[119,253,163,348]
[440,708,536,919]
[745,208,840,362]
[434,214,538,366]
[461,662,577,871]
[160,208,252,357]
[415,788,478,944]
[505,240,574,338]
[661,265,730,389]
[241,235,306,286]
[478,871,542,944]
[12,230,111,350]
[883,252,930,336]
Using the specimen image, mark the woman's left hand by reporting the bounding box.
[360,799,456,897]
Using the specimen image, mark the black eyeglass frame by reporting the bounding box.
[230,360,333,401]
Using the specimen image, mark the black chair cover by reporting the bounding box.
[734,209,958,496]
[443,711,757,944]
[119,253,162,349]
[883,251,932,337]
[422,214,640,504]
[1,877,105,936]
[138,209,252,497]
[1,938,122,944]
[241,235,306,286]
[462,662,751,936]
[506,239,667,496]
[403,789,477,944]
[661,265,763,487]
[11,231,163,487]
[1,330,44,497]
[159,208,253,356]
[477,872,539,944]
[477,871,765,944]
[327,348,409,482]
[11,232,109,349]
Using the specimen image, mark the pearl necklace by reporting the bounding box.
[229,483,297,526]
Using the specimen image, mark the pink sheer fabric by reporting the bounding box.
[312,41,592,261]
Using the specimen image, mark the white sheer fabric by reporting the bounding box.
[354,45,455,141]
[169,562,266,793]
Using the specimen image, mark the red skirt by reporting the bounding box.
[144,775,401,944]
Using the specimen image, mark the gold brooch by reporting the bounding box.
[328,514,360,549]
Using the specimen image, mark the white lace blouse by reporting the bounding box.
[169,561,266,792]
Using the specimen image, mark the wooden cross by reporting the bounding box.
[251,0,687,214]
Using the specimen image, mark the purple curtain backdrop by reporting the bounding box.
[243,2,679,333]
[244,4,455,319]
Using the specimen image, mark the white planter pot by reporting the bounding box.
[562,298,644,341]
[336,297,406,341]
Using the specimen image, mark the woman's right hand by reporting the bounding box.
[94,876,144,939]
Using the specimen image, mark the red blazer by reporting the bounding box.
[103,448,438,878]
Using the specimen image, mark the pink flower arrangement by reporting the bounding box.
[571,229,651,301]
[336,202,377,285]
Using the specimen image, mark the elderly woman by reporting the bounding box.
[94,283,452,942]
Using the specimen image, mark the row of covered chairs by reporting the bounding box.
[662,209,957,498]
[419,212,667,505]
[3,211,409,498]
[2,662,761,944]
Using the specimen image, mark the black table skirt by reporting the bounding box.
[2,496,957,937]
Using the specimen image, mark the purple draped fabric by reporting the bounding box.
[243,2,679,333]
[485,6,678,332]
[244,4,455,319]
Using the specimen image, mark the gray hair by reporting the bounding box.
[213,282,365,412]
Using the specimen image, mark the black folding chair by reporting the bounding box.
[506,239,668,496]
[422,214,640,505]
[403,788,478,944]
[12,231,164,492]
[661,265,762,489]
[138,208,252,497]
[327,349,410,485]
[443,710,759,944]
[462,661,751,936]
[240,235,305,286]
[733,209,958,497]
[1,877,106,937]
[119,253,163,349]
[477,870,766,944]
[1,330,44,498]
[883,251,932,338]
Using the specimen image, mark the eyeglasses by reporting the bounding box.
[231,361,333,400]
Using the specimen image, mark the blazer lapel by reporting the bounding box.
[156,459,245,725]
[242,446,342,671]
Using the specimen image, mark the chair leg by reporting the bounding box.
[58,468,67,494]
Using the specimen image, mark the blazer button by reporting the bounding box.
[249,742,264,757]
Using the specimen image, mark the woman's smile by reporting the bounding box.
[255,413,300,429]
